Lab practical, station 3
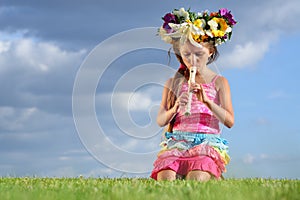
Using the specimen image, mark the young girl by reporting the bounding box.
[151,8,237,181]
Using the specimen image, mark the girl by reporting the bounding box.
[151,8,237,181]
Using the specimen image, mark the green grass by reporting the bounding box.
[0,177,299,200]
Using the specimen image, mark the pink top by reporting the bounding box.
[173,75,221,134]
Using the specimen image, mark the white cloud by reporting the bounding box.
[128,92,153,111]
[63,149,89,155]
[0,34,87,117]
[0,105,75,133]
[83,167,118,178]
[255,117,270,126]
[243,154,255,164]
[119,139,139,151]
[0,41,10,53]
[0,106,37,131]
[97,91,158,114]
[219,41,270,68]
[219,0,300,69]
[46,166,79,177]
[242,153,300,165]
[267,90,287,99]
[227,154,300,179]
[0,36,86,73]
[259,154,269,160]
[257,0,300,31]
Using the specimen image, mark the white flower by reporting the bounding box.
[168,22,189,36]
[197,12,203,17]
[158,27,173,43]
[208,19,218,30]
[159,23,191,43]
[225,27,232,33]
[215,38,222,46]
[191,19,206,36]
[206,30,214,38]
[191,24,205,36]
[173,8,190,20]
[168,23,185,31]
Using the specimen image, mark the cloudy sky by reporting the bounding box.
[1,0,300,179]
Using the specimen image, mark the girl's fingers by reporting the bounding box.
[180,92,189,99]
[190,83,201,93]
[177,93,189,106]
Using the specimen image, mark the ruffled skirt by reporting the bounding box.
[150,131,230,180]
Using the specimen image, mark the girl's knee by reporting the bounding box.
[186,170,211,181]
[157,170,176,181]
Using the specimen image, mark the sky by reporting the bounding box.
[0,0,300,179]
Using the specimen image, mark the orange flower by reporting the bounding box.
[192,33,201,43]
[201,35,209,41]
[210,12,219,17]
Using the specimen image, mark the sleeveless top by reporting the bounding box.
[172,75,221,134]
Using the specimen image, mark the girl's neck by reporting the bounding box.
[196,65,210,77]
[195,67,215,83]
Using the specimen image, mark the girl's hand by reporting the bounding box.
[173,92,189,112]
[190,83,211,104]
[199,84,210,103]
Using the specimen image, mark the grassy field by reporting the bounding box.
[0,177,299,200]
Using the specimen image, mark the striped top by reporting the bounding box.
[173,75,221,134]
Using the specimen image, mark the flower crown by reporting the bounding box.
[159,8,237,46]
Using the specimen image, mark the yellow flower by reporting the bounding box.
[193,19,203,28]
[191,19,205,36]
[208,17,228,37]
[192,33,210,43]
[212,30,225,37]
[192,33,200,43]
[214,17,228,31]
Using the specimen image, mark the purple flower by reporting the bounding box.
[162,13,177,33]
[219,8,237,26]
[219,8,229,16]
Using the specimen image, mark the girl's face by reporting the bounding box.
[180,40,211,70]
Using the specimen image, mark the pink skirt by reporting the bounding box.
[150,132,230,180]
[151,155,221,180]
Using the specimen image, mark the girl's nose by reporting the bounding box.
[190,54,196,66]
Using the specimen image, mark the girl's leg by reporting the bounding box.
[157,169,176,181]
[186,170,211,181]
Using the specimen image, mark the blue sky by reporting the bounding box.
[1,0,300,179]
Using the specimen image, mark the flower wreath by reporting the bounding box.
[159,8,237,46]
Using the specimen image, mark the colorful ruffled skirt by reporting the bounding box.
[150,131,230,180]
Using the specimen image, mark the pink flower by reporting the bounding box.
[219,8,237,26]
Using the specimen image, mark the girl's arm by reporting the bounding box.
[156,78,180,127]
[200,76,234,128]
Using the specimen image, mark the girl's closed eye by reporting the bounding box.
[195,53,204,57]
[183,52,190,57]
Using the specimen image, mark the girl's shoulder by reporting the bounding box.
[164,76,186,88]
[164,78,173,88]
[214,75,230,91]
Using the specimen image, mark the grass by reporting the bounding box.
[0,177,299,200]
